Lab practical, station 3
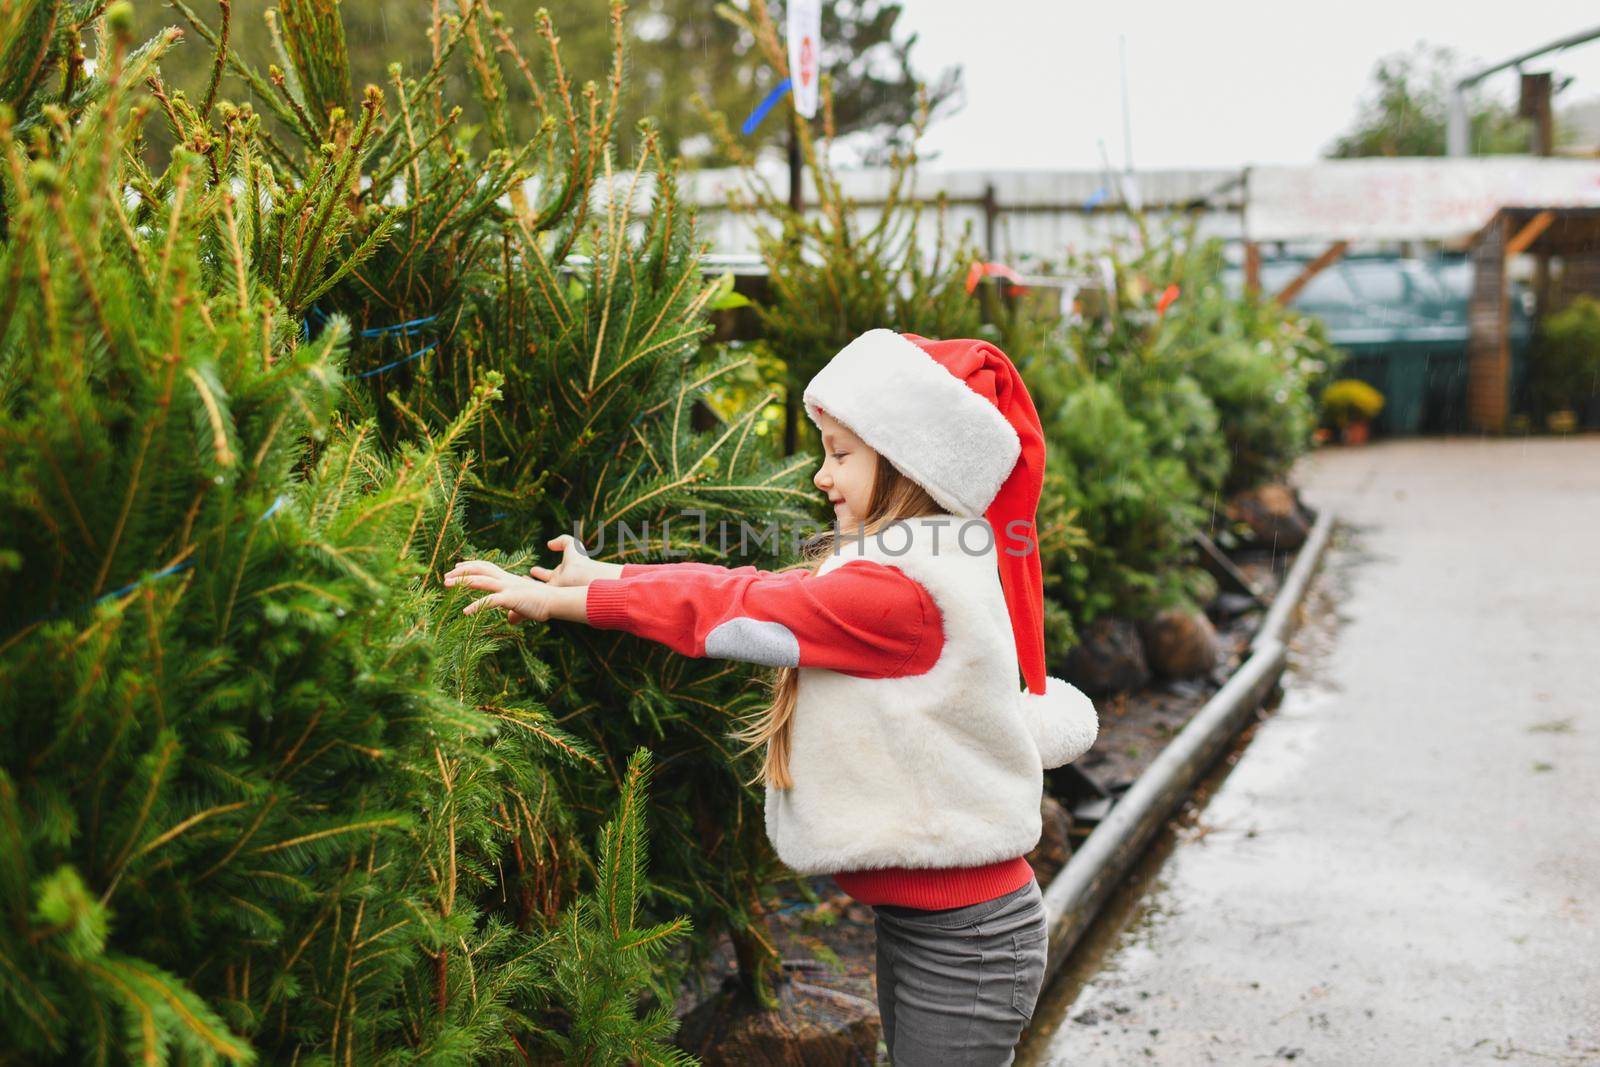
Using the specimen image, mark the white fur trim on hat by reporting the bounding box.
[1020,675,1099,769]
[802,329,1021,517]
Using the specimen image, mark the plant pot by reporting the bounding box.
[1584,393,1600,430]
[1546,409,1579,434]
[1339,420,1370,446]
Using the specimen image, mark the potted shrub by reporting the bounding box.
[1320,379,1385,445]
[1532,295,1600,433]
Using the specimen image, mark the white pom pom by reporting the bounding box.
[1019,675,1099,769]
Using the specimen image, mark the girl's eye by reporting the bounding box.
[831,451,847,461]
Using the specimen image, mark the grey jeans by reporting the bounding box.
[870,876,1049,1066]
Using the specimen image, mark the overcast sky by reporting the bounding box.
[893,1,1600,171]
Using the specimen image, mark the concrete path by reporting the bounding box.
[1023,435,1600,1067]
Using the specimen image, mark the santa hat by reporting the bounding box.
[802,329,1049,696]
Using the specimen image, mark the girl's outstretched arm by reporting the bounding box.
[585,559,942,679]
[443,555,792,625]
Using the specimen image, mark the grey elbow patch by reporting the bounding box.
[705,617,801,668]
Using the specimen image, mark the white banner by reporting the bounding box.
[1244,158,1600,242]
[787,0,822,120]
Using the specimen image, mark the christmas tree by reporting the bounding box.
[155,0,824,1009]
[1,8,695,1062]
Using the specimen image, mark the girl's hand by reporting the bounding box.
[528,534,622,587]
[444,561,557,624]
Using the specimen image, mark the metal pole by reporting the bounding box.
[1447,92,1470,158]
[783,117,803,458]
[787,116,803,214]
[1119,35,1134,174]
[982,183,998,259]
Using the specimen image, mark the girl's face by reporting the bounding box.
[811,408,877,533]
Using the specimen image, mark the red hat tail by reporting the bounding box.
[903,335,1049,695]
[986,388,1047,696]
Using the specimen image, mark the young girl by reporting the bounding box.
[445,329,1099,1065]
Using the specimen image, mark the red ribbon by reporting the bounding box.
[1156,284,1180,316]
[964,261,1026,297]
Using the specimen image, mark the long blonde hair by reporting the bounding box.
[728,452,951,790]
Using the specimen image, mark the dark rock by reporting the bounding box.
[1025,795,1075,884]
[1289,484,1319,523]
[1071,795,1113,824]
[1208,591,1259,621]
[1227,483,1311,550]
[1138,607,1221,679]
[1158,677,1210,699]
[1062,615,1150,696]
[673,974,879,1066]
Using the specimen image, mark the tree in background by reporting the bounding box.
[621,0,962,165]
[131,0,961,167]
[1323,41,1535,157]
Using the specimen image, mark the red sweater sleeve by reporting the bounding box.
[619,562,777,579]
[585,560,941,679]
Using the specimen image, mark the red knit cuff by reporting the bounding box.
[831,856,1035,910]
[585,579,631,628]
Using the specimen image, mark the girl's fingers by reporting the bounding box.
[528,565,550,579]
[446,560,499,580]
[463,591,513,617]
[451,559,514,573]
[548,534,588,558]
[444,574,506,592]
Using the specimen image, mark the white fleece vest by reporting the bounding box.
[764,515,1099,874]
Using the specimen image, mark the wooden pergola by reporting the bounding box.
[1465,206,1600,432]
[1242,240,1351,304]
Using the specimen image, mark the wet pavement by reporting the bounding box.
[1020,436,1600,1067]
